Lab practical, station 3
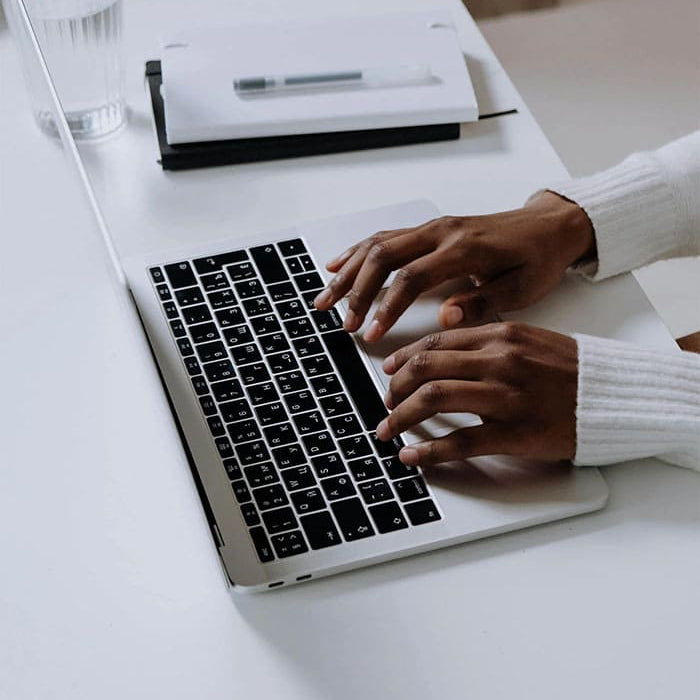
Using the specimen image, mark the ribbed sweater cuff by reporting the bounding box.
[549,153,682,281]
[574,334,700,469]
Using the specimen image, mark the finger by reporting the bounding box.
[325,245,358,273]
[385,351,488,408]
[346,230,437,331]
[475,267,531,313]
[399,423,509,466]
[313,247,368,312]
[363,251,450,342]
[376,380,498,440]
[438,292,491,328]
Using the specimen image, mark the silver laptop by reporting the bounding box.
[25,3,607,592]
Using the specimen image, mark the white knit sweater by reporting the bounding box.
[549,131,700,471]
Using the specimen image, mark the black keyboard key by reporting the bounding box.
[271,530,308,558]
[301,356,333,377]
[193,250,248,274]
[250,244,289,284]
[328,414,362,439]
[199,395,217,416]
[200,271,230,291]
[286,257,304,275]
[299,254,315,271]
[331,498,374,541]
[371,433,404,459]
[251,315,281,336]
[292,488,326,515]
[215,437,235,458]
[249,526,274,563]
[319,394,353,418]
[230,343,262,366]
[215,307,245,328]
[310,309,343,333]
[311,452,345,478]
[301,510,342,550]
[223,458,241,481]
[207,415,226,437]
[263,422,296,448]
[223,325,254,347]
[272,443,306,469]
[190,322,219,344]
[404,499,441,526]
[191,376,209,396]
[169,319,187,337]
[183,357,202,376]
[281,465,316,491]
[394,476,429,503]
[301,290,321,310]
[164,261,196,288]
[369,501,409,533]
[240,363,271,386]
[338,434,372,460]
[321,331,389,431]
[182,304,212,325]
[220,399,253,423]
[268,281,297,302]
[204,360,236,383]
[293,272,324,292]
[211,378,243,402]
[235,279,264,299]
[293,410,325,435]
[310,374,343,397]
[177,337,194,357]
[262,506,296,534]
[383,456,418,481]
[150,267,165,284]
[358,478,393,505]
[208,288,237,310]
[227,262,256,281]
[276,299,306,320]
[156,284,172,301]
[240,502,260,526]
[255,402,287,426]
[231,480,251,503]
[242,297,272,317]
[268,351,298,374]
[227,419,262,444]
[321,474,356,501]
[259,332,289,354]
[163,301,179,319]
[292,336,324,358]
[302,431,335,456]
[284,318,314,339]
[348,456,383,482]
[195,340,227,363]
[175,286,204,306]
[248,382,279,406]
[278,238,307,257]
[254,486,289,512]
[276,371,307,394]
[244,462,278,488]
[236,440,270,466]
[283,390,316,414]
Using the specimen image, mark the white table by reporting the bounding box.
[1,1,698,699]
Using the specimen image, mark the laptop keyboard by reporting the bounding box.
[149,239,441,563]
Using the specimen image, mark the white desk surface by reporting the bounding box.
[1,1,698,699]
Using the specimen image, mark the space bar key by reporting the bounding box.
[320,330,389,431]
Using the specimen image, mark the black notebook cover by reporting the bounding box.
[145,61,460,171]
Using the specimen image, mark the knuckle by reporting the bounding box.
[367,242,392,266]
[422,332,443,351]
[496,321,525,345]
[394,266,423,291]
[420,381,444,404]
[408,352,430,374]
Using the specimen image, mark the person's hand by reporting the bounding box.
[375,322,579,465]
[314,192,595,342]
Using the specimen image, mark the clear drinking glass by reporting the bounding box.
[7,0,126,139]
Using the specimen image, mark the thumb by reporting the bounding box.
[439,291,490,327]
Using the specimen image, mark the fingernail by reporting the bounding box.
[399,447,420,465]
[344,309,359,332]
[376,419,389,440]
[314,288,332,308]
[384,391,394,409]
[444,305,463,327]
[383,354,396,374]
[363,319,382,342]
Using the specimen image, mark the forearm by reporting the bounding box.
[574,334,700,470]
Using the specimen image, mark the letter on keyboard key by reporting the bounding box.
[291,488,326,515]
[271,530,308,558]
[236,440,270,466]
[331,498,375,541]
[261,505,296,532]
[300,511,342,550]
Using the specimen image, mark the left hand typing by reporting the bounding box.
[375,322,579,466]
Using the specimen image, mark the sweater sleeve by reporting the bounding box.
[549,131,700,280]
[573,334,700,470]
